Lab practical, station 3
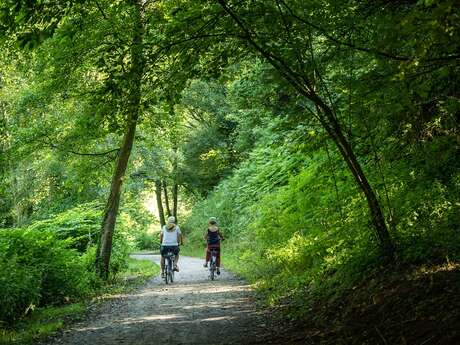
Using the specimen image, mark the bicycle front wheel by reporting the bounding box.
[210,263,215,280]
[165,258,171,284]
[168,258,174,283]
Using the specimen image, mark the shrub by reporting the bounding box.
[184,135,460,313]
[27,202,102,253]
[0,255,41,327]
[135,231,160,251]
[0,229,90,324]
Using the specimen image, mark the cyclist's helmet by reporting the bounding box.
[208,217,217,225]
[168,216,176,224]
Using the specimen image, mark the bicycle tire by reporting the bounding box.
[165,257,171,284]
[170,257,175,283]
[210,255,216,280]
[165,267,169,284]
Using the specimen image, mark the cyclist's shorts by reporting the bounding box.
[207,244,220,252]
[160,245,180,256]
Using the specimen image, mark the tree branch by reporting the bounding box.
[45,139,120,156]
[278,0,460,63]
[94,0,108,20]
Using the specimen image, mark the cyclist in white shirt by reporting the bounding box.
[160,216,183,278]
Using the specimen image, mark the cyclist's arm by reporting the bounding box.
[178,232,183,246]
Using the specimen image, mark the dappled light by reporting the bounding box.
[39,255,267,345]
[0,0,458,344]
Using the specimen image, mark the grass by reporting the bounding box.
[0,256,160,345]
[119,257,160,283]
[102,257,160,295]
[180,243,205,259]
[0,304,85,345]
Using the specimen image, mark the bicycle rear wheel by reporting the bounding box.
[170,258,175,283]
[210,256,216,280]
[165,258,171,284]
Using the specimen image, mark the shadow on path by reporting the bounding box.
[43,255,269,345]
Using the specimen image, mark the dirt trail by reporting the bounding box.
[44,254,270,345]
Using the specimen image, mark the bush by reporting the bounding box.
[184,133,460,313]
[17,201,139,279]
[107,238,130,277]
[0,255,41,328]
[27,202,103,253]
[0,196,152,327]
[0,229,91,325]
[135,231,160,251]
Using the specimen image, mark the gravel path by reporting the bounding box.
[44,254,269,345]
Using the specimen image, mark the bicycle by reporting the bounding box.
[164,250,175,284]
[209,248,219,280]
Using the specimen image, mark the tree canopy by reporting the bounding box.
[0,0,459,342]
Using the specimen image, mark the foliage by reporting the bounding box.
[182,55,460,310]
[134,231,160,251]
[0,196,154,325]
[25,202,103,252]
[0,256,159,345]
[0,0,459,335]
[174,0,460,317]
[0,303,85,345]
[0,229,90,325]
[119,257,160,283]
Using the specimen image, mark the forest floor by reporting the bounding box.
[39,255,460,345]
[261,260,460,345]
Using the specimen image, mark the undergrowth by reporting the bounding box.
[0,257,159,345]
[183,127,460,320]
[0,201,159,345]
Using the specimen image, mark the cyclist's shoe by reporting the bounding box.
[216,268,220,275]
[174,265,179,272]
[203,263,208,268]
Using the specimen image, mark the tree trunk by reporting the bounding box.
[317,101,395,256]
[155,179,166,227]
[96,117,137,278]
[96,0,145,279]
[172,183,178,220]
[162,180,172,217]
[217,0,395,257]
[172,145,179,220]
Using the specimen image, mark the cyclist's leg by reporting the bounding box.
[174,255,179,271]
[209,245,219,261]
[204,245,210,267]
[161,245,171,277]
[160,255,165,277]
[174,246,180,271]
[217,247,221,274]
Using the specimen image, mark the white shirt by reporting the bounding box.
[161,225,181,246]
